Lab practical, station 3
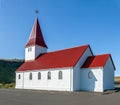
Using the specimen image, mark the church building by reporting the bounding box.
[15,18,115,92]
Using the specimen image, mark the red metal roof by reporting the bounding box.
[25,18,47,48]
[17,45,90,71]
[81,54,115,69]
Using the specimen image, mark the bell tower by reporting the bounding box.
[25,18,48,61]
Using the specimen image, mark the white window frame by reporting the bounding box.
[38,72,41,80]
[58,71,62,80]
[29,73,32,80]
[47,71,51,80]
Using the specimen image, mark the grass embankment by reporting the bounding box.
[0,83,15,88]
[115,76,120,84]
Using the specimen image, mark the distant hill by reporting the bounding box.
[0,59,24,84]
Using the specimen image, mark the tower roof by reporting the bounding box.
[25,18,48,48]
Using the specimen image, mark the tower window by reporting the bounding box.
[29,73,32,80]
[28,47,32,52]
[88,71,93,79]
[58,71,62,80]
[47,71,51,80]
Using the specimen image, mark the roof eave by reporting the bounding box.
[16,66,73,72]
[81,67,104,69]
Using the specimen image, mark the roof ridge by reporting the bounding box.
[89,53,111,57]
[47,44,89,54]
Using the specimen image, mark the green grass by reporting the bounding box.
[0,83,15,88]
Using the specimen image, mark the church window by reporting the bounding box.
[18,74,21,79]
[47,71,51,80]
[29,73,32,80]
[88,71,93,79]
[28,47,32,52]
[58,71,62,80]
[38,72,41,80]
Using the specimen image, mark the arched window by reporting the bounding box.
[18,74,21,79]
[29,73,32,80]
[28,47,32,52]
[58,71,62,80]
[47,71,51,80]
[38,72,41,80]
[88,71,93,79]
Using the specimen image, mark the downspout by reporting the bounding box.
[70,68,73,91]
[22,72,24,89]
[15,72,16,88]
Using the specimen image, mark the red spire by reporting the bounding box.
[25,18,48,48]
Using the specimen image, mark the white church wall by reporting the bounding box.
[35,45,47,58]
[25,45,47,61]
[18,68,72,91]
[103,57,115,90]
[25,46,35,61]
[73,47,93,91]
[15,72,24,88]
[80,68,103,92]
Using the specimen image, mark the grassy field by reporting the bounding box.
[0,83,15,88]
[115,76,120,84]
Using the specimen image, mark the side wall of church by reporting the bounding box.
[80,68,103,92]
[103,57,115,90]
[73,47,93,91]
[25,45,47,61]
[16,68,73,91]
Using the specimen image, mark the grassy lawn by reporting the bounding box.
[0,83,15,89]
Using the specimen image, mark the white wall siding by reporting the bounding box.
[25,46,35,61]
[80,68,103,92]
[103,57,115,90]
[25,45,47,61]
[15,72,24,89]
[73,47,93,91]
[16,68,72,91]
[35,45,47,58]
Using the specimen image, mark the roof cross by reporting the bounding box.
[35,9,39,15]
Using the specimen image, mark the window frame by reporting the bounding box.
[18,74,21,79]
[28,47,32,52]
[58,71,62,80]
[88,71,93,79]
[29,73,32,80]
[38,72,41,80]
[47,71,51,80]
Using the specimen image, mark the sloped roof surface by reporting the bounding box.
[25,18,47,48]
[81,54,115,69]
[17,45,89,71]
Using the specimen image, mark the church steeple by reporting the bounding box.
[25,18,48,61]
[26,18,47,48]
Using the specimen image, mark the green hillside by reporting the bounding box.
[0,59,23,84]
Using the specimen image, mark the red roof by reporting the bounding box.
[82,54,115,69]
[25,18,47,48]
[17,45,90,71]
